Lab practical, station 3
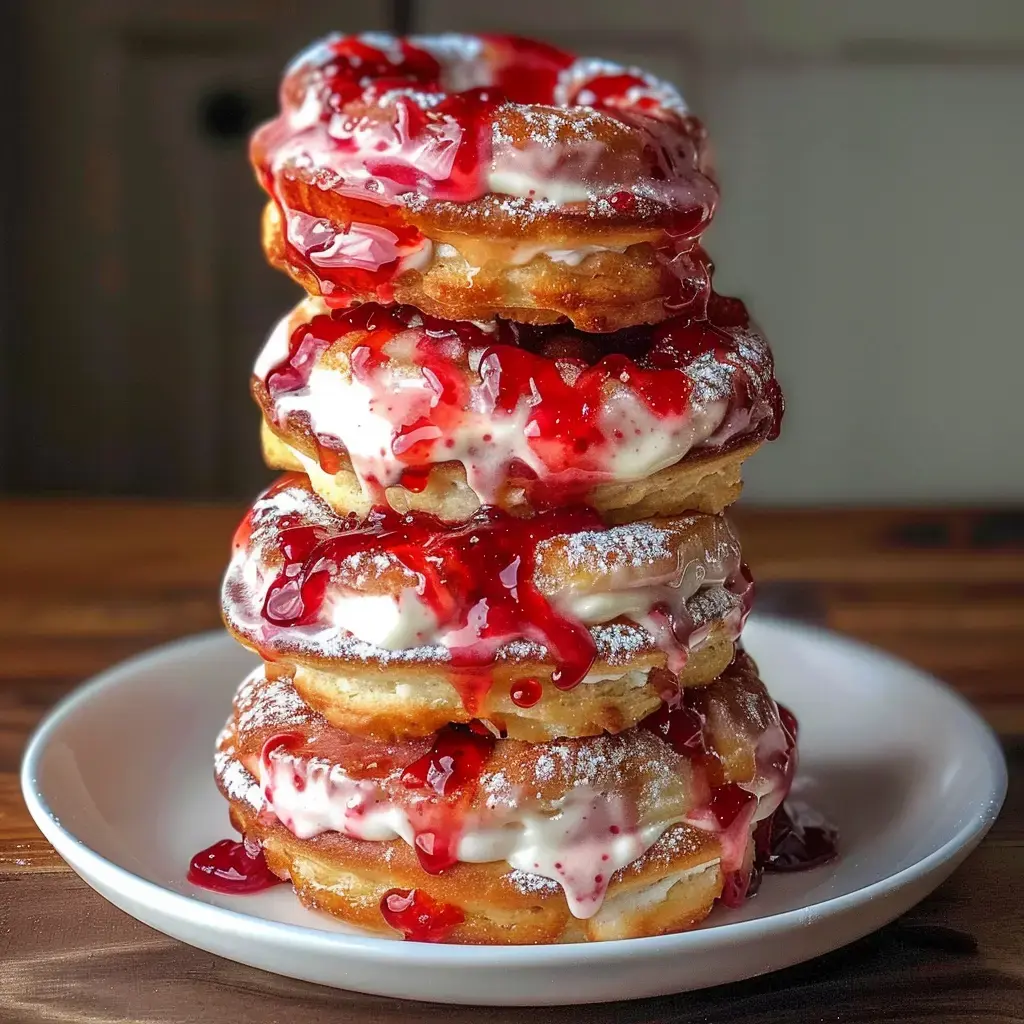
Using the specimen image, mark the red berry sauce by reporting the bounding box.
[399,725,495,873]
[380,888,465,942]
[260,502,602,696]
[509,677,543,708]
[642,695,837,909]
[187,838,284,894]
[639,699,706,756]
[757,803,839,874]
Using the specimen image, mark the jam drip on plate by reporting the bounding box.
[260,293,782,503]
[187,838,284,894]
[261,502,603,694]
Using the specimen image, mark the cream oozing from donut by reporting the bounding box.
[254,300,778,506]
[256,745,664,918]
[435,240,628,270]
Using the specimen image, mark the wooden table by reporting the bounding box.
[1,500,1022,1022]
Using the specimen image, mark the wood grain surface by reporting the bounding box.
[1,500,1022,1022]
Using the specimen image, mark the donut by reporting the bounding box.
[251,33,719,330]
[253,293,781,522]
[221,474,754,739]
[214,651,796,942]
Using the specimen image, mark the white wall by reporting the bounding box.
[421,1,1024,504]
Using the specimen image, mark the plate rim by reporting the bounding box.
[20,618,1008,967]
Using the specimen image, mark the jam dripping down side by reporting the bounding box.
[279,202,430,308]
[641,695,836,908]
[750,701,838,880]
[260,502,601,694]
[256,724,491,877]
[379,888,466,942]
[187,838,284,894]
[399,725,495,874]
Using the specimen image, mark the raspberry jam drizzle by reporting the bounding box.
[254,723,492,877]
[187,838,284,894]
[259,295,781,504]
[380,888,465,942]
[260,503,601,697]
[400,725,495,873]
[509,677,543,708]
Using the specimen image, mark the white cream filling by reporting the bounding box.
[599,391,729,481]
[254,309,293,381]
[260,312,544,501]
[486,169,591,205]
[274,362,409,488]
[437,240,627,269]
[327,589,440,649]
[555,546,735,628]
[534,244,626,267]
[261,750,674,919]
[590,861,718,927]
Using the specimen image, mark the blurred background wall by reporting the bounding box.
[2,0,1021,505]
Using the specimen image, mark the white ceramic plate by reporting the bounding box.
[21,619,1006,1006]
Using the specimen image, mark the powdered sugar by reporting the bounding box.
[506,868,561,897]
[214,735,263,812]
[539,519,687,583]
[234,667,319,734]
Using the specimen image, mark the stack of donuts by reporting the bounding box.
[213,33,803,944]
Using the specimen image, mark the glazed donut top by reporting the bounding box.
[252,33,717,235]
